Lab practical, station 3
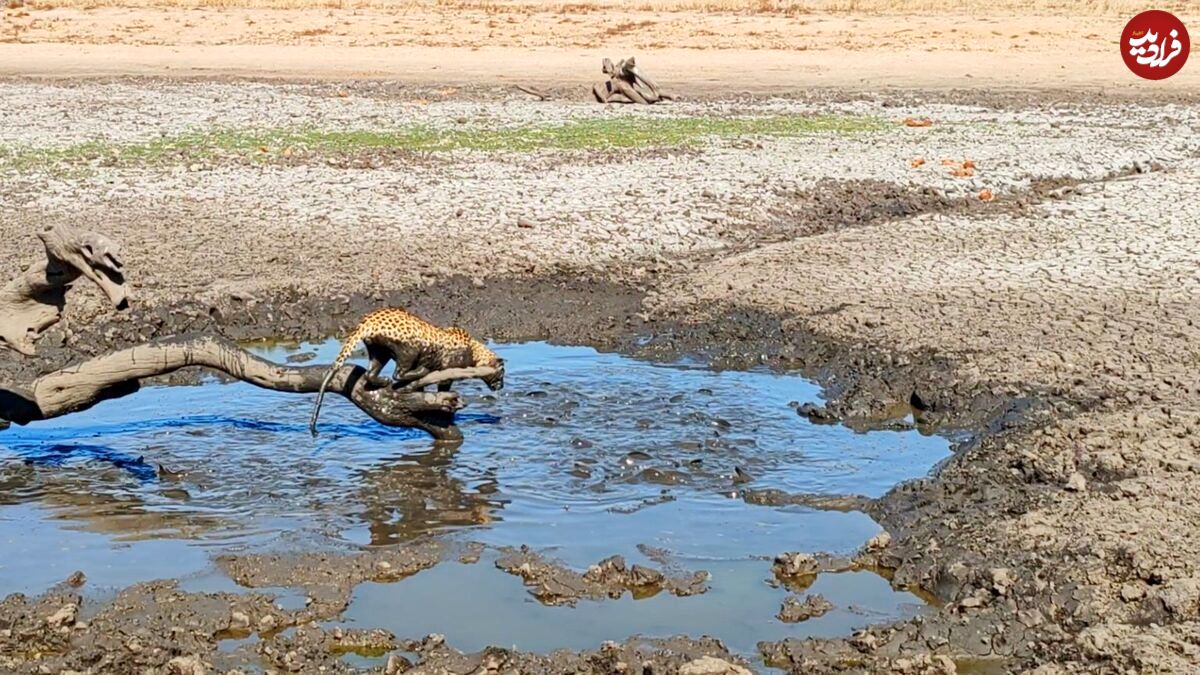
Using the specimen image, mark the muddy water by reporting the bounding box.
[0,341,949,662]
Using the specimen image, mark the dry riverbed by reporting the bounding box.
[1,78,1199,673]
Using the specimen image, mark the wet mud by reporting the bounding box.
[494,548,710,606]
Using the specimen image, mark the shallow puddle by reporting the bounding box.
[0,341,949,662]
[341,553,924,664]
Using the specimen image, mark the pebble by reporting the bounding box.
[1065,472,1087,492]
[229,611,250,629]
[678,656,752,675]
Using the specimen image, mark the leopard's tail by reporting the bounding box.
[309,322,370,437]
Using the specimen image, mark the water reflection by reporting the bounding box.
[353,444,505,546]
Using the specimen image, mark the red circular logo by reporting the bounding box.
[1122,10,1189,80]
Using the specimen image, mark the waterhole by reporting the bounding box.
[0,341,950,663]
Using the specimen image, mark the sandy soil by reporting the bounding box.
[2,6,1198,92]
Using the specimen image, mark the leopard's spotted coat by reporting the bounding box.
[309,307,504,436]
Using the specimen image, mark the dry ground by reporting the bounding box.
[1,1,1197,91]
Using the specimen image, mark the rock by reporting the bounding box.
[1120,583,1146,602]
[959,595,984,609]
[1153,577,1200,617]
[258,614,279,632]
[1064,472,1087,491]
[65,571,87,587]
[865,531,892,551]
[991,568,1014,595]
[628,564,665,587]
[773,552,819,578]
[44,604,77,628]
[385,654,413,674]
[849,630,879,652]
[229,611,250,629]
[796,403,838,424]
[777,593,834,622]
[166,655,208,675]
[677,656,752,675]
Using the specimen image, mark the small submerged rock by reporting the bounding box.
[773,551,820,579]
[635,467,690,485]
[796,402,838,425]
[777,593,834,623]
[622,450,653,465]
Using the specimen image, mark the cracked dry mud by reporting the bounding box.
[1,78,1200,673]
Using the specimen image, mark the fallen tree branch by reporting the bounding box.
[0,224,130,356]
[515,84,550,101]
[0,335,495,441]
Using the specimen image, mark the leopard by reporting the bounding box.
[308,307,505,436]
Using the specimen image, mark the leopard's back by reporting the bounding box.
[345,307,475,369]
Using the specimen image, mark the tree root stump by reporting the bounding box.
[593,57,673,104]
[0,224,129,356]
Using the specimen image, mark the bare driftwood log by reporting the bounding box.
[593,57,672,104]
[0,224,130,356]
[515,84,550,101]
[0,335,496,441]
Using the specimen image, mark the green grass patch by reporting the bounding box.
[0,114,886,169]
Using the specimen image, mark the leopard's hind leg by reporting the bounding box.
[363,343,394,389]
[388,343,430,390]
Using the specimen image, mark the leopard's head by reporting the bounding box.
[480,356,505,391]
[447,327,505,391]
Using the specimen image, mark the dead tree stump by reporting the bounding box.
[593,57,672,104]
[0,224,129,356]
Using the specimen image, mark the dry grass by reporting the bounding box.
[0,114,887,169]
[22,0,1186,15]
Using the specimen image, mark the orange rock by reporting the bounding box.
[909,157,926,168]
[950,166,975,178]
[979,189,995,201]
[904,117,933,127]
